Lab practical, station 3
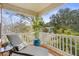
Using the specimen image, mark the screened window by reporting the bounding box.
[2,9,33,34]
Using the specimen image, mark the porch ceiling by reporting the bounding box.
[10,3,52,12]
[1,3,63,16]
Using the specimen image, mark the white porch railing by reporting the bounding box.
[41,33,79,56]
[19,32,79,56]
[2,32,79,56]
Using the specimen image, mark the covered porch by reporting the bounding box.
[0,3,79,56]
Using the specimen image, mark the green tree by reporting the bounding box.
[49,8,79,35]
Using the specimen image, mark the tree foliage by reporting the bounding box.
[48,8,79,35]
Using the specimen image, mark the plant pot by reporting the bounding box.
[33,38,41,46]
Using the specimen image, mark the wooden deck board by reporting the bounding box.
[41,45,65,56]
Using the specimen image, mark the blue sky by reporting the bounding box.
[42,3,79,23]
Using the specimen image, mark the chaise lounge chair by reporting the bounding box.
[7,34,48,56]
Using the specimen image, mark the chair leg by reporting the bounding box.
[9,50,13,56]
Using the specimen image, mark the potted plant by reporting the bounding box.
[32,15,44,46]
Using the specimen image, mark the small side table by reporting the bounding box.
[0,44,13,56]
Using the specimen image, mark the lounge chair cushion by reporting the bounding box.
[7,34,27,51]
[12,45,48,56]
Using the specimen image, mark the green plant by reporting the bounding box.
[32,15,44,38]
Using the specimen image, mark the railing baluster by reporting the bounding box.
[70,36,72,55]
[48,35,50,46]
[51,36,54,47]
[27,33,29,43]
[62,35,64,51]
[53,35,55,47]
[49,35,51,46]
[55,34,56,48]
[66,36,68,53]
[57,35,58,48]
[74,36,77,56]
[55,35,57,48]
[59,35,61,50]
[52,35,54,47]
